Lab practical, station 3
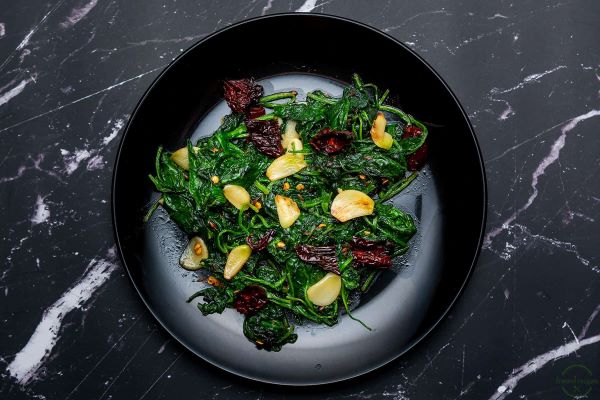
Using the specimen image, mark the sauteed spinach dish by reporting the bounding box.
[146,74,429,351]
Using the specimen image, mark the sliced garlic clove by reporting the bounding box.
[330,189,375,222]
[370,112,393,150]
[223,184,251,210]
[266,153,308,181]
[281,120,299,149]
[223,244,252,280]
[275,195,300,228]
[307,272,342,306]
[170,146,199,170]
[179,236,208,270]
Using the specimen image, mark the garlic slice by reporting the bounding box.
[307,273,342,306]
[266,153,307,181]
[223,184,251,210]
[330,189,375,222]
[281,120,299,149]
[275,195,300,228]
[179,236,208,270]
[170,146,199,170]
[370,112,393,150]
[223,244,252,280]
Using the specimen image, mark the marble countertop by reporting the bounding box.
[1,1,599,399]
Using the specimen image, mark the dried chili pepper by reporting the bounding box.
[223,79,264,113]
[246,105,266,120]
[295,244,339,274]
[349,237,393,268]
[246,230,275,251]
[246,119,284,158]
[234,285,268,315]
[402,125,428,171]
[309,128,354,154]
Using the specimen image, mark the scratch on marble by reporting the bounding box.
[0,0,68,74]
[31,195,50,225]
[60,0,98,28]
[97,329,157,400]
[488,308,600,400]
[383,10,452,32]
[484,109,600,248]
[137,354,182,400]
[0,65,165,134]
[6,247,118,385]
[64,317,142,400]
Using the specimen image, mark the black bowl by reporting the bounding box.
[112,13,486,385]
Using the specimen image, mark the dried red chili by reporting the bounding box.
[309,128,354,154]
[246,105,266,120]
[246,230,275,251]
[349,237,393,268]
[246,119,284,158]
[234,285,268,315]
[402,125,428,171]
[223,79,264,113]
[295,244,339,274]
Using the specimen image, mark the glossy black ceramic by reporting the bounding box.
[112,14,486,385]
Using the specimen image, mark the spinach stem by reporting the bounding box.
[143,196,162,222]
[306,92,336,105]
[254,180,270,194]
[361,270,379,292]
[379,104,412,125]
[378,172,418,202]
[260,90,297,104]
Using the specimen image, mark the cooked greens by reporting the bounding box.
[147,74,428,351]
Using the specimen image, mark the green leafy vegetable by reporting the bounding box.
[147,74,429,351]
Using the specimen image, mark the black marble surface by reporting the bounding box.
[1,1,599,399]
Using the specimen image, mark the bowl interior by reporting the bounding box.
[113,14,485,385]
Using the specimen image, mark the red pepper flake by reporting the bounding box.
[349,237,393,268]
[223,79,264,113]
[402,125,428,171]
[309,128,354,155]
[234,285,268,315]
[246,230,275,251]
[295,244,339,274]
[246,119,284,158]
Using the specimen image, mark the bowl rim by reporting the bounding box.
[111,12,488,386]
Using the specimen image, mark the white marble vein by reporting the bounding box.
[101,118,125,145]
[0,22,5,38]
[296,0,318,12]
[489,306,600,400]
[261,0,274,15]
[0,77,35,107]
[484,109,600,247]
[6,248,118,385]
[491,66,566,95]
[31,195,50,225]
[60,0,98,28]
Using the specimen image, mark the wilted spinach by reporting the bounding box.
[147,74,428,351]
